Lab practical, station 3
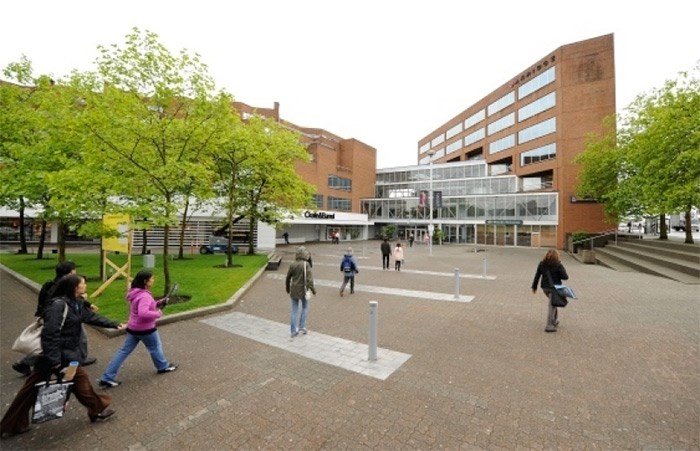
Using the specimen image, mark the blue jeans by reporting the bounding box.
[290,297,308,335]
[101,330,169,382]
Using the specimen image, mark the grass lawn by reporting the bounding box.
[0,252,268,323]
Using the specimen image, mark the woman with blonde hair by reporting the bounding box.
[531,249,569,332]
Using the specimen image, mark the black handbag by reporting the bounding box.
[545,269,568,308]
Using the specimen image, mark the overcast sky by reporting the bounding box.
[1,0,697,169]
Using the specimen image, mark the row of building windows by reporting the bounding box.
[362,193,558,222]
[487,112,516,136]
[376,162,486,185]
[521,143,556,167]
[328,175,352,191]
[313,194,351,211]
[328,196,352,212]
[420,66,557,156]
[376,176,517,199]
[487,91,515,117]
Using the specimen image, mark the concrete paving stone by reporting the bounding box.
[1,241,699,449]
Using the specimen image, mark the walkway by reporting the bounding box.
[1,241,698,449]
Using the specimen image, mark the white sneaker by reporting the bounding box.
[300,328,308,335]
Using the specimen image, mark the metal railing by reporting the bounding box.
[570,228,619,252]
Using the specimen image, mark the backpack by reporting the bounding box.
[342,256,354,274]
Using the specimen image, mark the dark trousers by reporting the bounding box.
[0,367,110,434]
[340,275,355,294]
[382,254,390,269]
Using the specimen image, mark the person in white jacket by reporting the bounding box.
[393,242,404,271]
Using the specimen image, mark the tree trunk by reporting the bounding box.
[247,217,255,255]
[141,223,148,255]
[684,209,694,244]
[57,222,67,262]
[177,199,190,259]
[37,220,47,259]
[162,223,171,296]
[658,213,668,240]
[18,197,28,254]
[226,215,234,268]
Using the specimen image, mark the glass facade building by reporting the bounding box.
[362,160,558,247]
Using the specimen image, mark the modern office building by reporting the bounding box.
[362,34,616,249]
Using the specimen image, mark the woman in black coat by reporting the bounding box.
[1,274,123,438]
[531,249,569,332]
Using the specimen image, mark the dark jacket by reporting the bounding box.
[41,297,119,367]
[340,254,358,276]
[380,242,391,255]
[36,279,93,317]
[286,247,316,300]
[532,262,569,290]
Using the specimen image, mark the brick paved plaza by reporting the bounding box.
[1,241,698,449]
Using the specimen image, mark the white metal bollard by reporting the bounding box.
[454,268,460,299]
[482,257,487,278]
[368,301,378,361]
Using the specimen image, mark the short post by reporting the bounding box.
[482,257,487,278]
[453,268,460,299]
[368,301,378,361]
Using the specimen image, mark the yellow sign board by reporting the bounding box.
[102,214,131,253]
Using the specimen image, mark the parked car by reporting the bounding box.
[673,219,700,232]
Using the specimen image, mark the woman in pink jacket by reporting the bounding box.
[98,270,177,388]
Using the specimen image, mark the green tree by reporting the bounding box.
[236,116,314,255]
[0,57,102,260]
[210,114,314,265]
[576,63,700,244]
[73,28,230,292]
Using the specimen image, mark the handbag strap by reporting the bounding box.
[42,301,70,384]
[544,268,555,288]
[303,261,308,287]
[59,301,69,330]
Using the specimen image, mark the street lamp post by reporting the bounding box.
[428,150,435,256]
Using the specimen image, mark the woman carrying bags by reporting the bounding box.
[1,275,123,438]
[531,249,570,332]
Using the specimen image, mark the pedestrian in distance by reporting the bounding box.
[380,238,391,270]
[283,232,289,244]
[531,249,570,332]
[285,246,316,338]
[1,274,124,438]
[409,233,415,248]
[393,242,404,271]
[12,261,98,378]
[98,270,177,388]
[339,247,359,296]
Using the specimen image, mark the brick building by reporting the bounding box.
[364,34,616,249]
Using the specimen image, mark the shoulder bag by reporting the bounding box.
[303,262,313,300]
[545,269,568,308]
[12,301,69,355]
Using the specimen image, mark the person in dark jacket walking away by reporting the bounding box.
[339,248,359,296]
[380,239,391,270]
[1,275,123,438]
[531,249,570,332]
[98,270,177,388]
[12,261,98,377]
[285,247,316,338]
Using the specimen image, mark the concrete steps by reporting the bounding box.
[592,238,700,284]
